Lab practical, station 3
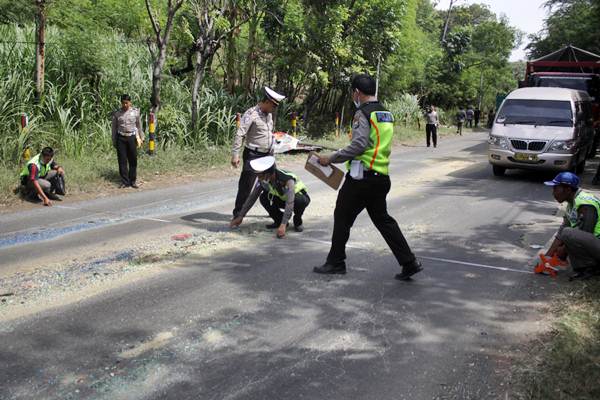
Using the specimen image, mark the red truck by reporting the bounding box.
[520,45,600,157]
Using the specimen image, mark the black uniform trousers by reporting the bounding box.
[425,124,437,147]
[327,173,416,267]
[116,135,138,186]
[259,190,311,227]
[233,147,270,217]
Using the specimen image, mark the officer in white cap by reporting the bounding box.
[230,156,310,239]
[231,87,286,219]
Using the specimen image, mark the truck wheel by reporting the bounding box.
[576,159,586,174]
[492,165,506,176]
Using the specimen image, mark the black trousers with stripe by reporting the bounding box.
[233,147,270,217]
[116,135,138,186]
[326,173,416,267]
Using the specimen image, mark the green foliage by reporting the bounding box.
[527,0,600,57]
[386,94,421,126]
[0,0,521,168]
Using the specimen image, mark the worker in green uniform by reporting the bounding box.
[19,146,65,206]
[230,156,310,239]
[544,172,600,280]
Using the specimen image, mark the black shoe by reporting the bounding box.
[313,262,346,275]
[294,224,304,232]
[569,269,594,281]
[266,222,287,229]
[130,183,139,189]
[119,183,129,189]
[395,260,423,281]
[26,194,41,203]
[47,193,62,201]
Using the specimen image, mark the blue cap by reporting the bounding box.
[544,172,580,188]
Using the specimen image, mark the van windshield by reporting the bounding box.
[536,77,590,92]
[496,99,573,127]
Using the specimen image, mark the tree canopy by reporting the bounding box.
[0,0,521,163]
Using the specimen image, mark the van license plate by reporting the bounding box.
[514,153,538,162]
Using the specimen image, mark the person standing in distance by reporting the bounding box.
[231,87,285,218]
[313,74,422,280]
[424,105,438,148]
[112,94,143,188]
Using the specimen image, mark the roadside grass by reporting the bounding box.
[0,124,471,208]
[514,280,600,400]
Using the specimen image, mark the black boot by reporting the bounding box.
[313,262,346,275]
[395,260,423,281]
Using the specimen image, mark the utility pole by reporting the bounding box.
[35,0,46,102]
[375,53,381,98]
[441,0,455,43]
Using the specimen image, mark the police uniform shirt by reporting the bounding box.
[329,108,372,163]
[231,105,274,156]
[112,107,143,141]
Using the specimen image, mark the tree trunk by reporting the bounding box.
[191,51,207,130]
[150,45,167,114]
[35,0,46,102]
[145,0,185,115]
[244,17,258,93]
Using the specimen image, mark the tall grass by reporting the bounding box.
[0,24,251,168]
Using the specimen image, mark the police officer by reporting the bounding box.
[112,94,143,188]
[544,172,600,280]
[231,87,285,218]
[230,156,310,239]
[19,146,65,206]
[313,74,422,280]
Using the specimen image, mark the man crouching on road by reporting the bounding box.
[19,146,66,207]
[230,156,310,238]
[544,172,600,280]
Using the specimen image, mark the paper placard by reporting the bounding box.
[304,151,345,190]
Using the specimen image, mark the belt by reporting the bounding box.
[245,145,270,154]
[363,170,387,177]
[119,131,136,136]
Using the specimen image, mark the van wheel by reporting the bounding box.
[492,166,506,176]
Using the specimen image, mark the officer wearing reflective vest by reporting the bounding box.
[544,172,600,280]
[313,74,422,280]
[19,146,66,206]
[230,156,310,239]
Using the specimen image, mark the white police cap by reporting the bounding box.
[264,87,285,105]
[249,156,276,173]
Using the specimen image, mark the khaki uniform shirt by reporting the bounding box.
[112,107,143,144]
[231,105,274,156]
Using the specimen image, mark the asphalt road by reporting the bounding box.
[0,131,585,399]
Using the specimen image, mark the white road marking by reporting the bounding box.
[301,237,532,274]
[418,255,532,274]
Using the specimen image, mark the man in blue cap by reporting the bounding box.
[544,172,600,280]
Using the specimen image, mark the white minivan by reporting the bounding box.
[488,87,595,176]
